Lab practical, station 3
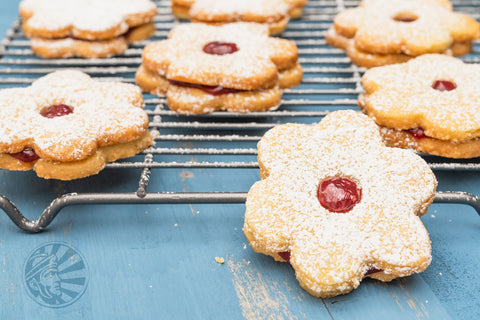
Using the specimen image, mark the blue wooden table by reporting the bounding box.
[0,0,479,319]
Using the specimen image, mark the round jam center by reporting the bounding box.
[393,12,418,22]
[40,104,74,118]
[432,80,456,92]
[318,177,362,213]
[203,41,239,55]
[10,147,39,162]
[407,127,426,139]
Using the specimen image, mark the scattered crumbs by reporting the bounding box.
[246,261,251,265]
[234,227,238,231]
[430,214,435,218]
[196,211,200,214]
[439,272,443,276]
[426,300,429,304]
[144,211,149,215]
[433,210,437,213]
[449,219,452,222]
[243,243,247,250]
[149,285,153,288]
[215,257,225,264]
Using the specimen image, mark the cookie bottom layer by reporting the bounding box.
[326,28,473,68]
[170,4,290,35]
[0,131,153,180]
[30,23,156,59]
[379,126,480,159]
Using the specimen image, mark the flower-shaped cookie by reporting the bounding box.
[171,0,308,34]
[326,0,479,68]
[360,54,480,158]
[243,110,437,298]
[0,71,152,180]
[136,22,302,114]
[20,0,157,58]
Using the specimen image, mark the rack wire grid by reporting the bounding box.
[0,0,480,232]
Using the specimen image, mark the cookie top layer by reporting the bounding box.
[361,54,480,142]
[190,0,289,23]
[333,0,479,56]
[360,0,452,10]
[0,71,149,162]
[244,110,436,297]
[141,23,298,90]
[20,0,157,39]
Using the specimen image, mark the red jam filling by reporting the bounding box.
[407,127,427,139]
[278,251,291,263]
[40,104,74,118]
[318,177,362,213]
[365,267,382,276]
[203,41,239,55]
[432,80,456,92]
[168,80,240,96]
[10,147,39,162]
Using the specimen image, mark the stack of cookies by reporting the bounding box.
[20,0,158,58]
[326,0,480,68]
[170,0,308,34]
[135,22,302,114]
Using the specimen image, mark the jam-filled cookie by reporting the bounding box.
[326,0,479,68]
[244,110,437,298]
[170,0,308,35]
[360,54,480,158]
[20,0,157,58]
[136,22,302,115]
[0,70,153,180]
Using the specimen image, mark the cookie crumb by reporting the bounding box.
[215,257,225,264]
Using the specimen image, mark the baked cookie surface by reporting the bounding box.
[244,110,437,298]
[326,0,479,68]
[20,0,157,58]
[136,22,302,114]
[0,70,152,180]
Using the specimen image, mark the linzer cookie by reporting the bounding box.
[244,110,437,298]
[359,54,480,158]
[326,0,479,68]
[170,0,308,35]
[136,22,302,114]
[20,0,157,58]
[0,70,153,180]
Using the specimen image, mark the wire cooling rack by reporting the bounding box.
[0,0,480,232]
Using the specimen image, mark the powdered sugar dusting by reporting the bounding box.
[143,23,291,90]
[361,54,480,142]
[0,70,148,162]
[20,0,156,33]
[244,110,436,297]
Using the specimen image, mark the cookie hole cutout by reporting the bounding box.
[10,147,39,162]
[317,177,362,213]
[432,80,457,92]
[203,41,239,55]
[40,104,74,118]
[392,12,419,23]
